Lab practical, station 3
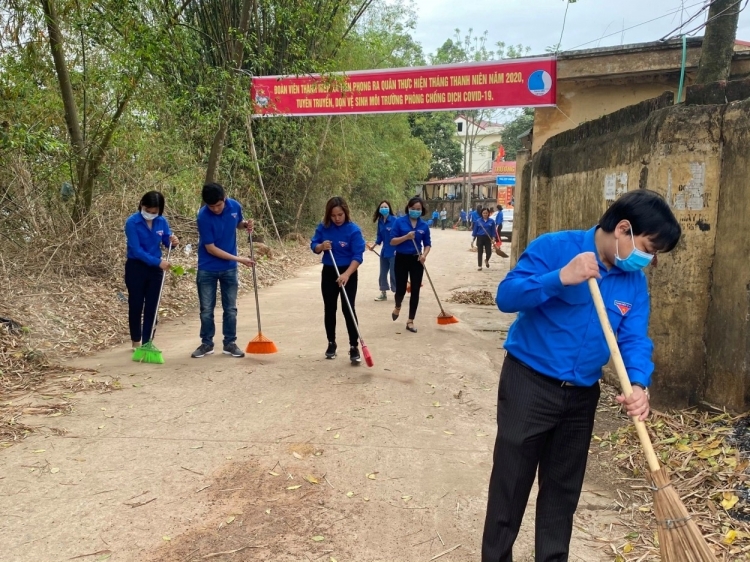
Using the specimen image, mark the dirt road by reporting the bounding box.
[1,228,620,562]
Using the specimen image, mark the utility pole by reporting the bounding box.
[696,0,741,84]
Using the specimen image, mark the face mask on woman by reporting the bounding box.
[408,209,421,219]
[379,207,390,216]
[141,210,159,221]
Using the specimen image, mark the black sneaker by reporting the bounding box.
[222,342,245,357]
[325,342,337,359]
[349,346,361,365]
[191,343,214,358]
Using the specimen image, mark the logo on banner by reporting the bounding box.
[614,300,632,316]
[528,70,553,97]
[254,92,270,108]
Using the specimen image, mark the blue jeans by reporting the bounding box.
[196,268,238,346]
[379,255,396,292]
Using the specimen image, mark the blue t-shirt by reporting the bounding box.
[197,198,244,271]
[472,217,497,238]
[125,212,172,267]
[460,211,467,221]
[310,221,365,267]
[498,226,653,387]
[432,211,439,222]
[470,210,480,223]
[391,215,431,255]
[375,215,397,259]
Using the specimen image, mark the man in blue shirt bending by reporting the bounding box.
[191,183,254,359]
[482,190,681,562]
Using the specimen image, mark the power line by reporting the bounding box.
[565,0,707,51]
[679,0,748,37]
[660,0,715,40]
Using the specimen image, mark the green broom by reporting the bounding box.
[132,244,172,364]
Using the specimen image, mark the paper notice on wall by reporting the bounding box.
[604,173,628,202]
[673,162,706,211]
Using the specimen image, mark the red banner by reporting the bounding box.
[251,58,556,117]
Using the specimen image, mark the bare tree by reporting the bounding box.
[696,0,742,84]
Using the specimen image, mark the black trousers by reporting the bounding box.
[125,258,164,344]
[482,355,600,562]
[321,265,359,347]
[477,235,493,267]
[394,253,424,320]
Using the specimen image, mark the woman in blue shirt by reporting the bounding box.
[124,191,179,348]
[472,207,499,271]
[369,200,397,302]
[390,196,432,333]
[311,196,366,364]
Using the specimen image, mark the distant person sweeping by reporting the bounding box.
[390,196,431,333]
[191,182,254,359]
[124,191,179,350]
[311,196,366,364]
[369,200,397,302]
[473,207,499,271]
[482,189,681,562]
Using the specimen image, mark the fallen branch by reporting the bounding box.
[124,497,156,508]
[429,544,461,561]
[202,545,266,559]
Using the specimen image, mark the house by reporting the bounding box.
[454,115,504,173]
[527,37,750,154]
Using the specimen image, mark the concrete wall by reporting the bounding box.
[513,88,750,409]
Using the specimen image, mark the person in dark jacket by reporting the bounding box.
[369,200,397,301]
[124,191,179,348]
[390,196,432,334]
[473,207,499,271]
[311,196,366,364]
[482,189,681,562]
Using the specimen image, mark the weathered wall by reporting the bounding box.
[514,91,750,409]
[704,101,750,411]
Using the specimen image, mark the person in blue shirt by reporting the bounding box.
[472,207,499,271]
[124,191,179,348]
[491,204,504,239]
[469,206,481,247]
[460,209,467,229]
[482,190,681,562]
[390,196,432,333]
[431,209,439,228]
[369,200,397,302]
[311,196,366,364]
[191,183,254,359]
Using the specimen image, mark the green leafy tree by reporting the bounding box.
[408,112,462,179]
[500,108,534,161]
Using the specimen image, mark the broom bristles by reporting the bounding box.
[246,333,278,354]
[437,313,459,325]
[132,341,164,364]
[648,467,718,561]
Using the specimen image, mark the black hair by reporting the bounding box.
[496,205,503,211]
[372,200,394,222]
[323,196,351,227]
[139,191,165,215]
[599,189,681,252]
[202,182,226,205]
[405,196,427,217]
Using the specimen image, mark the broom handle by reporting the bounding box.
[588,278,661,473]
[327,249,365,344]
[411,238,447,316]
[147,243,172,343]
[249,234,263,333]
[478,220,498,242]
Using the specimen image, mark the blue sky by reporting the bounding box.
[411,0,750,57]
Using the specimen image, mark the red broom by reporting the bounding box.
[411,239,458,325]
[245,235,277,354]
[327,250,373,367]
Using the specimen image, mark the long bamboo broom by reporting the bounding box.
[588,278,718,561]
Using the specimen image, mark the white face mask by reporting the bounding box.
[141,210,158,221]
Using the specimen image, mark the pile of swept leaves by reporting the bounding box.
[448,289,496,306]
[594,393,750,560]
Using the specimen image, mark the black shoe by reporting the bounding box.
[392,306,401,321]
[222,342,245,357]
[350,346,361,365]
[191,343,214,358]
[325,342,337,359]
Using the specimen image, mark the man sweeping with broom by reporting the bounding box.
[482,190,682,562]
